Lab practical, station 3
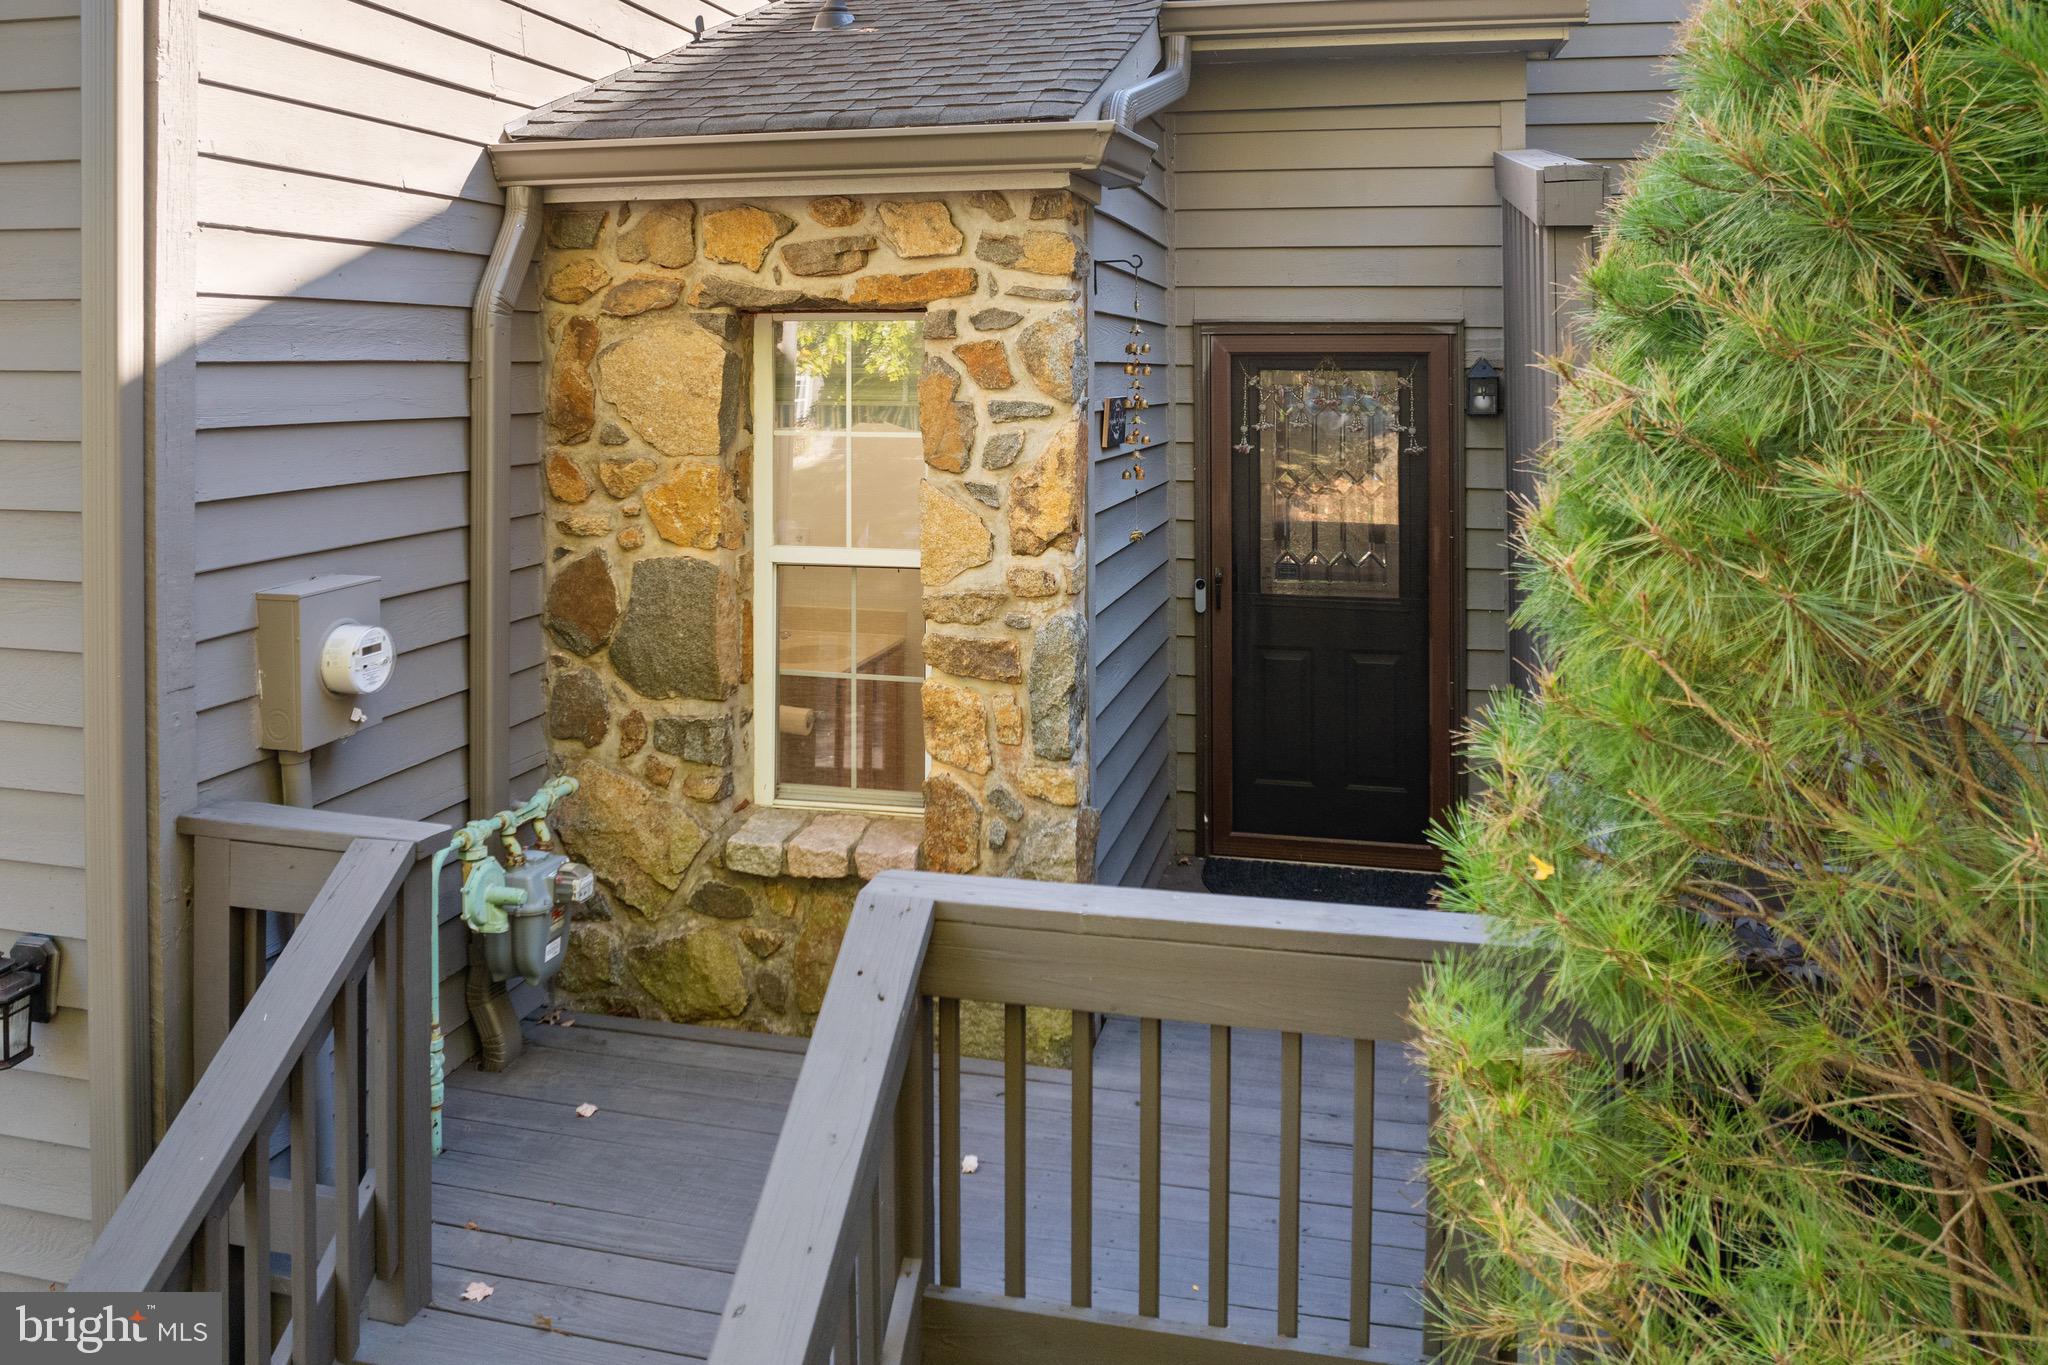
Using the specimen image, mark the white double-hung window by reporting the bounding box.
[751,315,927,809]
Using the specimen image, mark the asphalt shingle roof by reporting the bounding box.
[507,0,1163,142]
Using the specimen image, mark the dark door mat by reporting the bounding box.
[1200,856,1443,910]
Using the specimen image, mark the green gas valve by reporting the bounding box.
[480,849,595,984]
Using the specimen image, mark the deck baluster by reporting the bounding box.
[1352,1037,1377,1348]
[289,1050,323,1364]
[1209,1023,1231,1329]
[243,1121,272,1364]
[333,970,365,1361]
[1070,1008,1092,1309]
[938,997,961,1288]
[1139,1016,1162,1317]
[1280,1029,1303,1338]
[1003,1003,1026,1298]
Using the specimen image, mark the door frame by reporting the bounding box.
[1198,328,1459,871]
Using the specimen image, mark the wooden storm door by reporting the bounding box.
[1202,334,1455,869]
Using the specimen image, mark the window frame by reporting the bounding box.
[749,311,927,813]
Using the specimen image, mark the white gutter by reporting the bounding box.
[467,184,541,820]
[1105,33,1192,129]
[489,120,1158,197]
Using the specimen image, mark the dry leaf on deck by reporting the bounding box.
[464,1221,479,1232]
[575,1102,599,1118]
[459,1281,494,1303]
[961,1154,980,1175]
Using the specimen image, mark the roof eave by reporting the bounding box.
[489,120,1160,198]
[1160,0,1586,56]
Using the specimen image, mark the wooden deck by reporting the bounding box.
[354,1013,1428,1364]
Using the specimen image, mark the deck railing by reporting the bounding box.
[711,870,1489,1365]
[74,804,443,1365]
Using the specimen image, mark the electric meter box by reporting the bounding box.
[483,849,586,985]
[255,574,391,752]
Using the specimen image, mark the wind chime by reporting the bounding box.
[1121,292,1153,482]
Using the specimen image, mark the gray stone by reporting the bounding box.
[725,807,809,877]
[546,667,609,747]
[990,400,1054,423]
[611,557,727,700]
[981,432,1025,469]
[970,307,1022,331]
[599,422,630,446]
[782,233,878,277]
[923,309,958,340]
[1004,611,1030,630]
[988,817,1010,850]
[654,714,733,765]
[690,881,755,920]
[1029,613,1083,761]
[547,207,606,249]
[988,786,1025,822]
[691,275,836,311]
[544,549,619,656]
[1007,285,1079,302]
[966,481,999,508]
[756,968,790,1012]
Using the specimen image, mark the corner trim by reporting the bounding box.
[80,0,151,1228]
[1495,148,1607,228]
[1161,0,1585,53]
[489,121,1159,194]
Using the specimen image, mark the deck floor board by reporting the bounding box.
[354,1014,1428,1363]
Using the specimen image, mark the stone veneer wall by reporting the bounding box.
[535,188,1097,1033]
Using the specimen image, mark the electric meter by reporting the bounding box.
[320,622,395,696]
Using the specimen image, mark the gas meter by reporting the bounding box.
[482,849,597,985]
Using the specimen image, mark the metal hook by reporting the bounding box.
[1092,254,1143,291]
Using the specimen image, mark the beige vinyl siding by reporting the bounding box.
[0,0,89,1287]
[184,0,752,837]
[1089,124,1175,889]
[1528,0,1686,167]
[1165,55,1525,855]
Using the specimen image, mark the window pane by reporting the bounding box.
[850,434,922,548]
[779,675,853,792]
[773,319,850,431]
[772,428,847,547]
[856,679,924,795]
[777,565,852,675]
[853,568,922,677]
[845,321,920,430]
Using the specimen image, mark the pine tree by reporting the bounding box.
[1417,1,2048,1358]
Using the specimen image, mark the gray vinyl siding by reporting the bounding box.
[1088,124,1174,889]
[1164,55,1526,855]
[0,0,90,1289]
[1528,0,1686,167]
[181,0,754,1073]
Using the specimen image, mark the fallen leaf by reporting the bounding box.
[575,1102,599,1118]
[459,1282,494,1304]
[961,1154,980,1175]
[534,1314,555,1331]
[464,1221,480,1232]
[1528,854,1555,882]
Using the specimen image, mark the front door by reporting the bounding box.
[1202,333,1455,869]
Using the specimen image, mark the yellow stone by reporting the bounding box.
[953,339,1014,391]
[809,195,866,228]
[598,317,733,458]
[922,679,993,774]
[545,452,592,504]
[544,256,611,303]
[597,456,658,499]
[1019,231,1082,278]
[644,465,728,549]
[616,202,696,269]
[877,200,965,258]
[1018,766,1080,806]
[1007,567,1058,598]
[847,268,978,307]
[1010,422,1083,556]
[920,483,993,586]
[994,698,1024,747]
[919,359,973,473]
[701,204,795,271]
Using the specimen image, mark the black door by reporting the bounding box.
[1206,336,1452,862]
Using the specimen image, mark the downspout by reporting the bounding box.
[468,183,542,823]
[1104,32,1191,130]
[460,181,543,1120]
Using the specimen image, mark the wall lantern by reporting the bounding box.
[1465,358,1503,418]
[0,936,58,1071]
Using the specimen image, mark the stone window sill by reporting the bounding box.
[724,805,924,881]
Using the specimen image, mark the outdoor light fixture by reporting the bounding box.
[1465,358,1502,418]
[0,936,57,1071]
